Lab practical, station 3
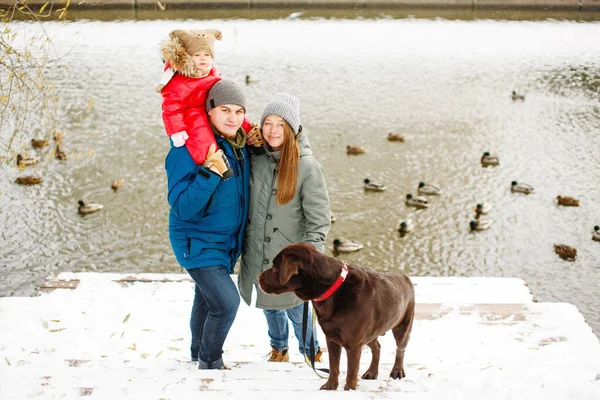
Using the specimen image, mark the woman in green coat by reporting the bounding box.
[240,92,331,362]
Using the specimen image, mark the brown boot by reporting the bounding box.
[314,348,323,363]
[268,347,289,362]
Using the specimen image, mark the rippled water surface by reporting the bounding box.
[1,14,599,335]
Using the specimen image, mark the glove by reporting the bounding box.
[171,131,188,148]
[203,144,233,180]
[247,125,263,147]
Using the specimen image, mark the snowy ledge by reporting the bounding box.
[1,273,599,399]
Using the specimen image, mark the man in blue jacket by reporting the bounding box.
[165,80,250,370]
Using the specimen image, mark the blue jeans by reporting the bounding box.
[187,266,240,369]
[263,303,319,356]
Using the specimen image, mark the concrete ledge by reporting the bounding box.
[41,272,537,303]
[2,0,600,10]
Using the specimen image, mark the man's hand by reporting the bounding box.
[171,131,189,147]
[203,144,232,179]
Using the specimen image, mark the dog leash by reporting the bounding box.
[302,302,329,378]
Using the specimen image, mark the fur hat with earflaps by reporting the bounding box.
[160,29,222,78]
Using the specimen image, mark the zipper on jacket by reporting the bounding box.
[230,146,246,271]
[186,237,191,259]
[261,166,278,261]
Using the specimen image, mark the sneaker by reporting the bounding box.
[268,347,289,362]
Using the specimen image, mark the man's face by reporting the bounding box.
[208,104,245,138]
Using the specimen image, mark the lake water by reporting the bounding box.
[1,10,599,336]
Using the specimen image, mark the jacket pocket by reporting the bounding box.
[189,232,231,259]
[273,229,294,249]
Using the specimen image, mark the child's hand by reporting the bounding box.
[171,131,189,147]
[246,125,263,147]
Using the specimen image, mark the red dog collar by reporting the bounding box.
[313,262,348,302]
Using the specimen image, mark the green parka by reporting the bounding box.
[239,130,331,309]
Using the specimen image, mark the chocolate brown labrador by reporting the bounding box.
[258,243,415,391]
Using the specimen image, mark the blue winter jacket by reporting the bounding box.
[165,130,250,272]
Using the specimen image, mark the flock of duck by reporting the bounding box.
[13,134,123,215]
[13,92,598,259]
[331,103,599,260]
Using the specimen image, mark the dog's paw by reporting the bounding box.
[320,380,339,390]
[343,377,359,391]
[390,367,406,380]
[361,369,378,380]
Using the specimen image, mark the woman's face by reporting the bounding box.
[208,104,245,138]
[262,115,285,151]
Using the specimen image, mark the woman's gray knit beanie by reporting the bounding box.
[260,92,300,134]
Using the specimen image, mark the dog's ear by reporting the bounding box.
[278,253,300,285]
[278,244,314,285]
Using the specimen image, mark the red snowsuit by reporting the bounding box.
[160,65,253,165]
[160,64,222,165]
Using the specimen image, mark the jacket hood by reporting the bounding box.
[160,35,208,78]
[297,129,312,157]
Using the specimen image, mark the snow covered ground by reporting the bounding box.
[1,273,599,399]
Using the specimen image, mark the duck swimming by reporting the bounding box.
[481,152,499,166]
[405,193,429,209]
[333,239,363,253]
[16,153,38,167]
[556,196,579,207]
[418,182,441,196]
[78,200,103,215]
[53,131,65,143]
[346,145,366,155]
[511,181,534,194]
[474,203,492,215]
[364,178,386,192]
[511,91,525,101]
[111,178,125,192]
[15,176,42,185]
[31,139,49,148]
[592,226,600,242]
[55,145,67,161]
[470,218,493,231]
[387,133,405,142]
[245,75,259,85]
[397,219,414,234]
[553,244,577,261]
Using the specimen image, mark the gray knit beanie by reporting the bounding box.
[206,80,247,113]
[260,92,301,134]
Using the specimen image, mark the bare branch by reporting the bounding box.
[0,1,65,159]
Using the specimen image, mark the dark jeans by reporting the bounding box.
[187,266,240,369]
